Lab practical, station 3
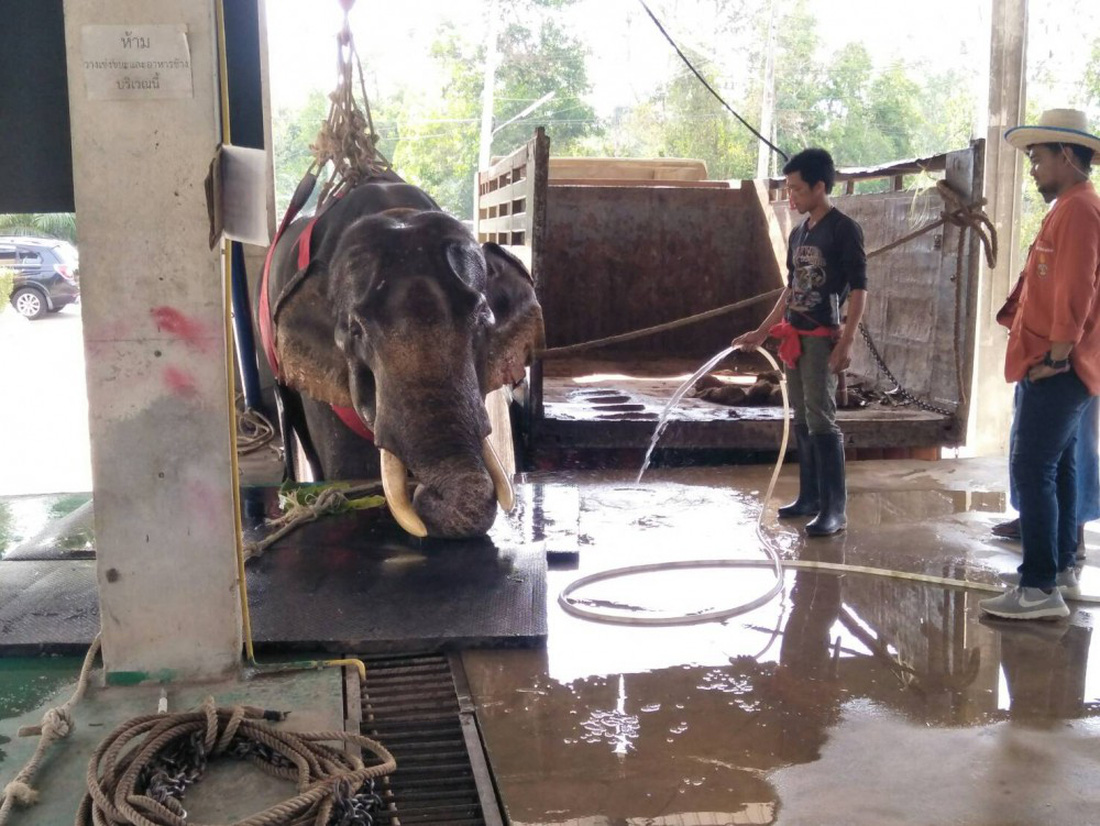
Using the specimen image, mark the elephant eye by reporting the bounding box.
[348,317,368,341]
[472,296,495,329]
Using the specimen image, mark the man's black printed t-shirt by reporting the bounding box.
[785,207,868,331]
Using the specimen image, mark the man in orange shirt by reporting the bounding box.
[982,109,1100,621]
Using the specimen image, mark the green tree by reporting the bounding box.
[913,67,977,157]
[0,213,77,244]
[1084,36,1100,104]
[380,21,481,218]
[271,89,331,217]
[770,0,826,156]
[365,0,597,219]
[652,57,756,179]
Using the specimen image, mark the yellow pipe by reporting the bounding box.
[214,0,367,686]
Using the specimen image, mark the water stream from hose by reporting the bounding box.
[561,346,792,626]
[637,346,739,484]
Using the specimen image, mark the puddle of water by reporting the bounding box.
[0,493,93,559]
[469,558,1100,824]
[0,657,84,768]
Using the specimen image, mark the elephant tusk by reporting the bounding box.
[380,449,428,538]
[482,437,515,512]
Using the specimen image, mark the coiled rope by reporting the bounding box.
[75,696,395,826]
[236,394,277,456]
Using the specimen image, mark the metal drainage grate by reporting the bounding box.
[356,653,503,826]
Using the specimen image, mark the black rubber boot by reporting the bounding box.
[806,432,847,537]
[778,424,819,518]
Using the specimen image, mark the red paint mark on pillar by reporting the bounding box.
[186,479,230,525]
[163,367,199,399]
[151,306,210,352]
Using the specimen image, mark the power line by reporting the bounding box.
[636,0,788,163]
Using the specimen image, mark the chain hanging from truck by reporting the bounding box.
[309,0,392,208]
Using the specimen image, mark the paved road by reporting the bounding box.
[0,304,92,495]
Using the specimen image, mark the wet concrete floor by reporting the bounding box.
[2,457,1100,824]
[463,459,1100,826]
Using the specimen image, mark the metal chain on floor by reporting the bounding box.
[856,325,956,416]
[75,695,396,825]
[0,637,102,826]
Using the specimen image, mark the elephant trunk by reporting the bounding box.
[372,373,510,539]
[381,447,504,538]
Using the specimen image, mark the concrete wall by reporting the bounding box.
[63,0,242,680]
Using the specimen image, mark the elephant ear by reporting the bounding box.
[273,260,354,408]
[481,243,544,393]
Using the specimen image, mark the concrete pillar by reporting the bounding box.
[63,0,242,680]
[970,0,1027,456]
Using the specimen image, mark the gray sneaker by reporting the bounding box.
[980,586,1069,620]
[997,567,1081,599]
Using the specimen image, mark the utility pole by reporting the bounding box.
[756,0,778,180]
[970,0,1028,456]
[478,0,501,172]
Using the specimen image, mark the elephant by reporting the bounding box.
[259,172,544,539]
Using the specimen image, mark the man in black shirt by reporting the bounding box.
[733,148,867,536]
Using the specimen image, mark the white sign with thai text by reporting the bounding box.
[81,25,193,100]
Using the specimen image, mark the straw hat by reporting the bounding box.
[1004,108,1100,154]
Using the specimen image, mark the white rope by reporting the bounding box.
[243,483,384,560]
[0,636,101,825]
[237,407,276,456]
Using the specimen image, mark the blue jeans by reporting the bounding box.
[1010,393,1100,525]
[785,335,839,435]
[1011,370,1093,589]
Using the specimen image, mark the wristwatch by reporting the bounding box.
[1042,351,1071,370]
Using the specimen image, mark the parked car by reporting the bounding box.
[0,236,80,320]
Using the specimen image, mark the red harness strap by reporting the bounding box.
[332,404,374,440]
[260,201,374,441]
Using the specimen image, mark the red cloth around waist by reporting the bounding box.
[769,321,835,368]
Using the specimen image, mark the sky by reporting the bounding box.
[264,0,1100,130]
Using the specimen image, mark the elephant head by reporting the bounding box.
[275,206,543,539]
